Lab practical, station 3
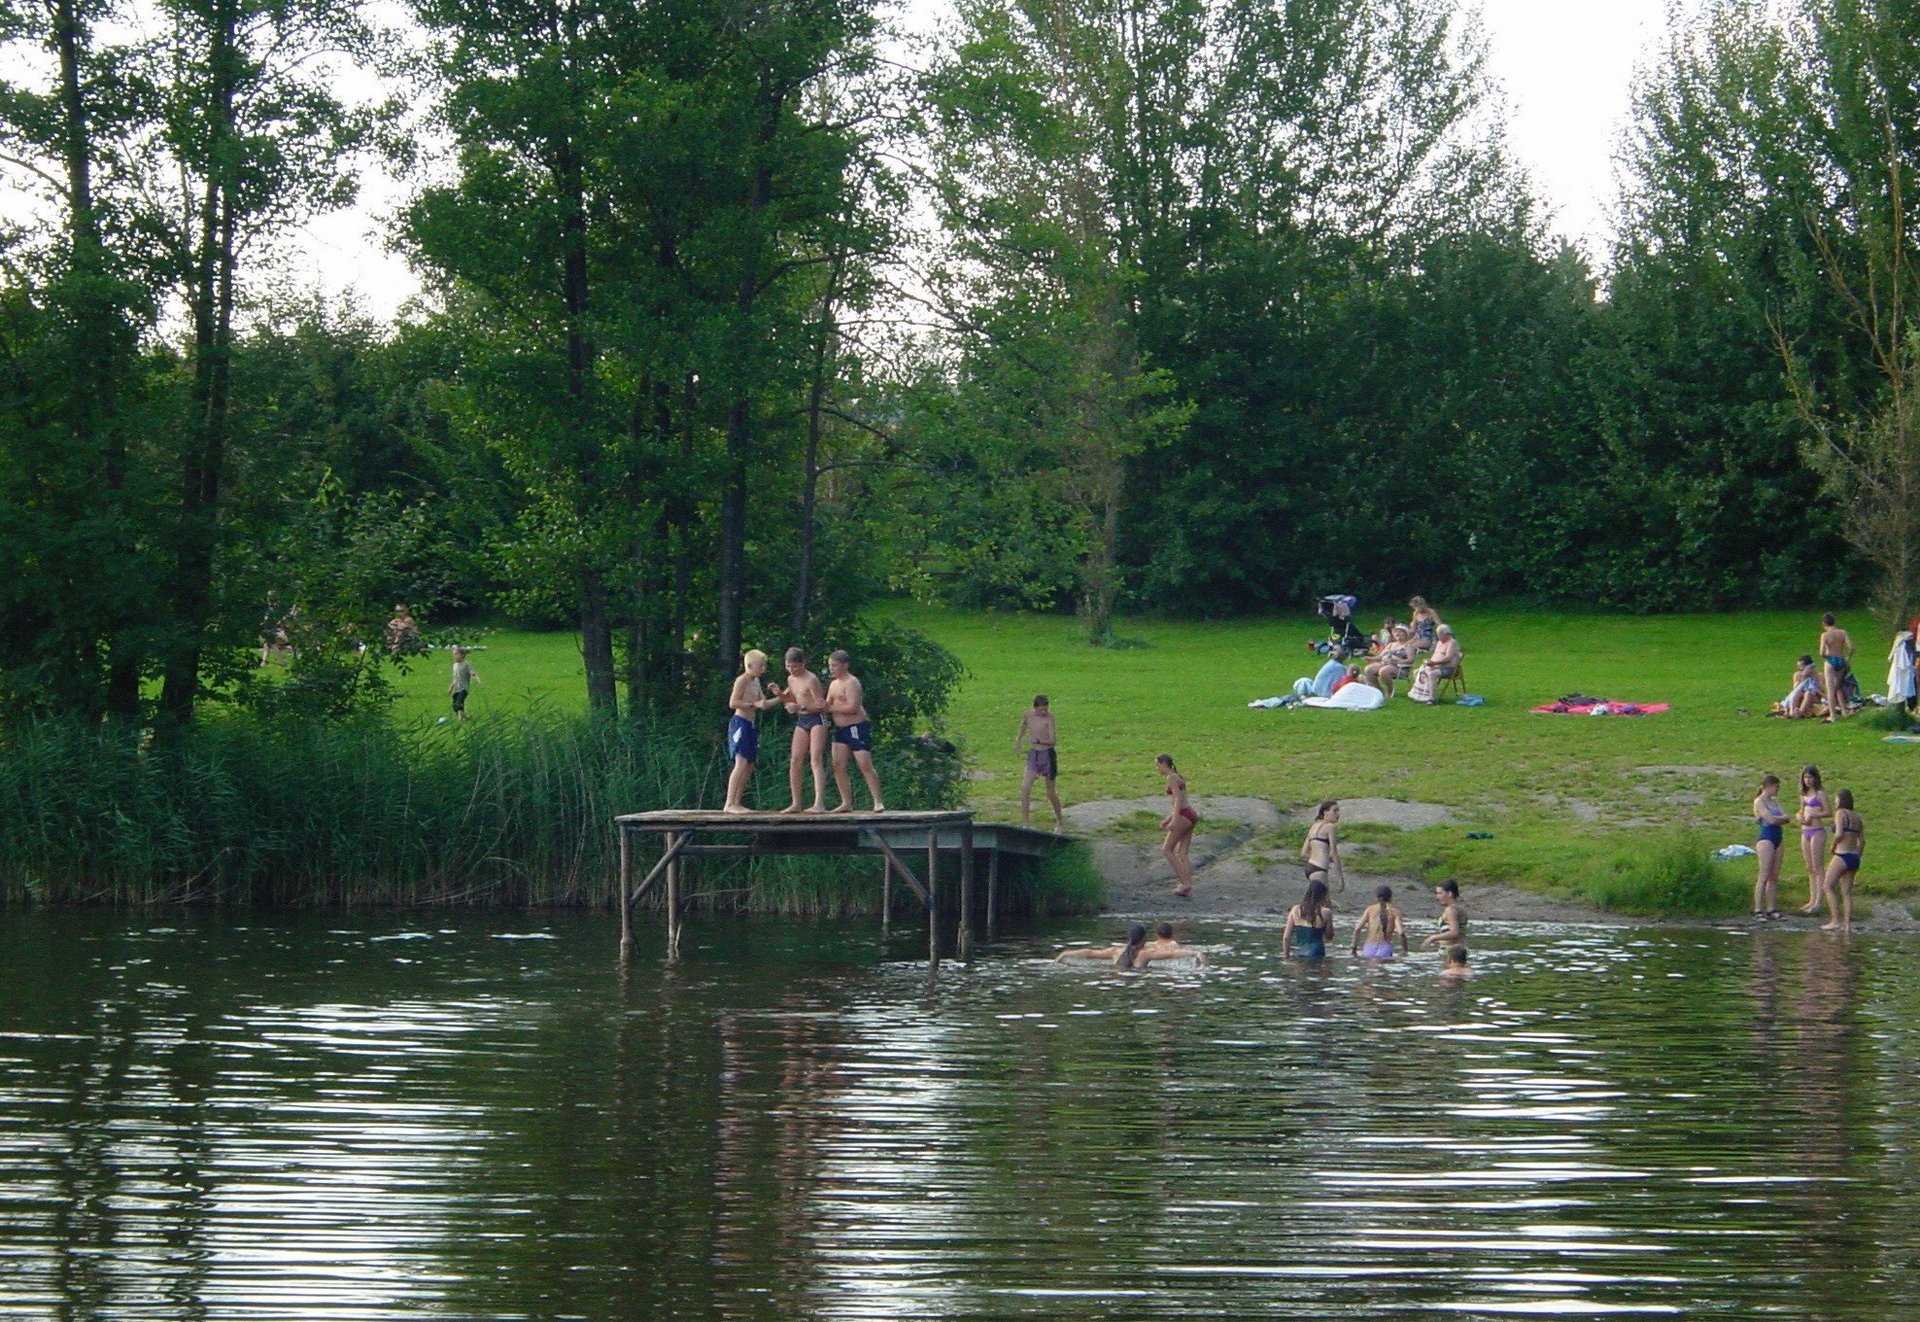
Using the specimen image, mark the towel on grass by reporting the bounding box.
[1530,700,1671,716]
[1304,684,1385,711]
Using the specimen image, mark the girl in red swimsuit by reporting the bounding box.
[1157,754,1198,898]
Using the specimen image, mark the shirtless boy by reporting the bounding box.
[1818,613,1853,721]
[1016,694,1064,831]
[1421,880,1468,951]
[722,649,787,814]
[778,647,829,814]
[825,650,885,813]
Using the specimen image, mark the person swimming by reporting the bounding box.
[1054,923,1205,970]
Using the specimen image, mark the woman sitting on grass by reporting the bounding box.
[1772,656,1821,718]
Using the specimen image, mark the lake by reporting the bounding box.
[2,909,1915,1319]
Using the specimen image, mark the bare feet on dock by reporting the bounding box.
[871,803,886,813]
[828,803,852,814]
[722,804,753,815]
[778,804,803,814]
[804,804,825,814]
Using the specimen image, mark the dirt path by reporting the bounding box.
[1064,795,1920,932]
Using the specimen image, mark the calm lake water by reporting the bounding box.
[3,908,1917,1320]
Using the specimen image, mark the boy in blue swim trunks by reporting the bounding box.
[825,650,885,813]
[722,649,787,814]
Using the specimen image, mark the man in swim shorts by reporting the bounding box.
[779,647,829,814]
[1818,613,1853,721]
[1016,695,1064,831]
[825,649,885,813]
[722,649,787,814]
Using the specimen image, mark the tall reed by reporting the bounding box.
[0,710,1080,916]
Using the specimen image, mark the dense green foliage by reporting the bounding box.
[0,708,972,910]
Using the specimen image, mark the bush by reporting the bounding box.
[1577,833,1747,917]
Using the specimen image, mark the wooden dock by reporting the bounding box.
[613,810,1066,968]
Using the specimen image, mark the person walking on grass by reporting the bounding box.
[1158,754,1197,898]
[1796,765,1830,914]
[1016,695,1064,832]
[1353,885,1409,959]
[448,646,480,722]
[1818,614,1853,721]
[1752,774,1789,918]
[1820,790,1863,933]
[778,647,829,814]
[722,649,786,814]
[825,650,885,813]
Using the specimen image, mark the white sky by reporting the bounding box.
[253,1,1704,319]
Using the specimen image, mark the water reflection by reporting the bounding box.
[1,912,1917,1319]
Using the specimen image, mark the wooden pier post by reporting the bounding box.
[881,856,892,937]
[926,835,941,971]
[986,846,1000,941]
[618,825,633,965]
[666,858,682,962]
[959,819,975,962]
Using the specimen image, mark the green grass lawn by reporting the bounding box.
[386,605,1920,903]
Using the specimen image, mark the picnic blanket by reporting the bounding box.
[1531,699,1671,716]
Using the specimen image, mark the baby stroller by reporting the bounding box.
[1313,594,1368,656]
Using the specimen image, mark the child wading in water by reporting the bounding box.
[1157,754,1197,898]
[1352,885,1409,959]
[722,649,787,814]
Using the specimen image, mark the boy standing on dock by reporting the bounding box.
[1016,694,1064,832]
[779,647,829,814]
[723,649,786,814]
[825,650,885,813]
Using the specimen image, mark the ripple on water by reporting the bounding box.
[0,912,1916,1319]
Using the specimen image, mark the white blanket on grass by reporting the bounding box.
[1303,684,1385,711]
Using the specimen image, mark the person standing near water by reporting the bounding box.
[778,648,829,814]
[1158,754,1197,899]
[1796,766,1830,914]
[1016,695,1064,832]
[1300,800,1345,892]
[825,650,885,813]
[722,650,787,814]
[1282,880,1335,958]
[1820,790,1863,933]
[1352,885,1408,959]
[1752,775,1788,918]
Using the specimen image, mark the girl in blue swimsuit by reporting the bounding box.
[1820,791,1863,933]
[1751,774,1788,918]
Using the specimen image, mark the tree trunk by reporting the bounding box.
[160,0,239,725]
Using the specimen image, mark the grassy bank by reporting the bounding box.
[874,603,1917,910]
[0,711,1039,915]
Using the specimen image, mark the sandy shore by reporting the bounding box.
[1064,795,1920,932]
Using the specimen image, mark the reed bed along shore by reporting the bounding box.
[0,711,1090,916]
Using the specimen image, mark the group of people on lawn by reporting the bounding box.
[1312,594,1462,704]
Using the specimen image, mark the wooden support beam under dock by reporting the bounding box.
[613,810,1068,969]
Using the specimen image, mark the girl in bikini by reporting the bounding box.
[1796,765,1829,914]
[1300,800,1345,892]
[1820,790,1863,933]
[1351,885,1408,959]
[1157,754,1197,898]
[1282,880,1334,958]
[1751,774,1788,918]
